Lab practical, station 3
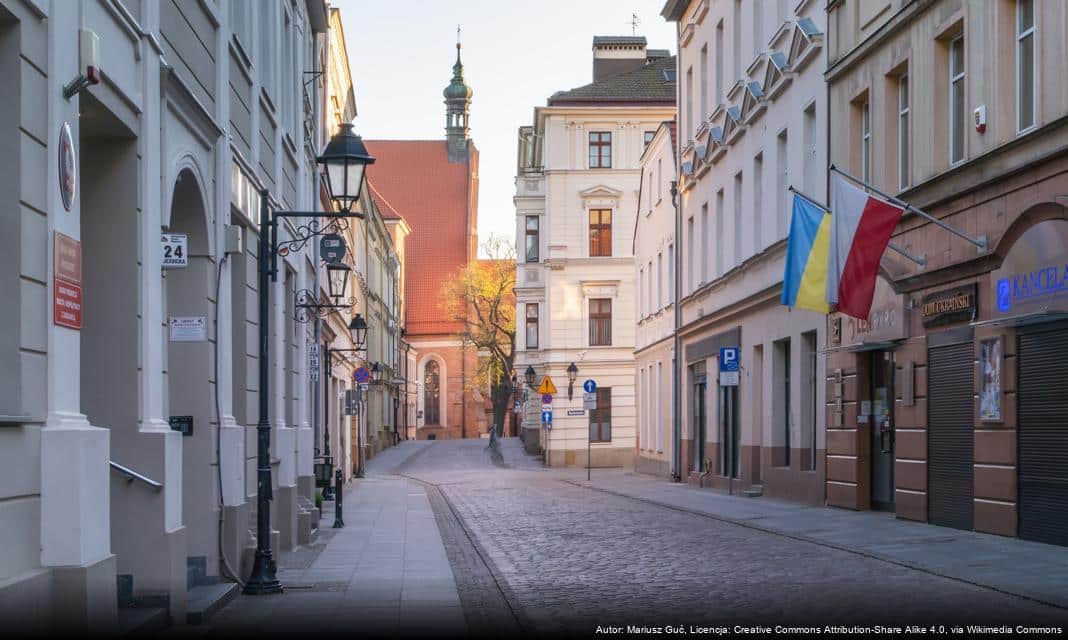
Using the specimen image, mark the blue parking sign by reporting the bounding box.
[719,347,739,372]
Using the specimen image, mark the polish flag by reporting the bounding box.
[827,174,905,319]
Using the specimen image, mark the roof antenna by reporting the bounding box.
[631,12,641,36]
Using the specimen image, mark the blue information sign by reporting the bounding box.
[541,410,553,424]
[583,379,597,394]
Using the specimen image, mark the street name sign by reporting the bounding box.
[567,409,585,416]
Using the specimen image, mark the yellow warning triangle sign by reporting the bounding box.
[536,375,557,396]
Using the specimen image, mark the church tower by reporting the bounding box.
[443,27,473,162]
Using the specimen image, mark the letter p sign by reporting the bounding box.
[719,346,740,373]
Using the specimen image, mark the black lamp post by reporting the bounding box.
[244,125,374,596]
[567,362,579,400]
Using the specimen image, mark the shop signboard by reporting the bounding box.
[921,283,978,328]
[991,219,1068,317]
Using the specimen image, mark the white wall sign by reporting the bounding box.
[169,316,206,342]
[719,371,739,386]
[162,233,188,268]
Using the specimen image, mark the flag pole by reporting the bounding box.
[828,165,987,251]
[788,185,927,268]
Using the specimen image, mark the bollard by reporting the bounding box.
[332,468,344,528]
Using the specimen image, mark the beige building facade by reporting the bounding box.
[515,37,676,468]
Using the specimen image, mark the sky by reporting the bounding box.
[337,0,676,253]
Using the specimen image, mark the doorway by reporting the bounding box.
[868,350,895,511]
[691,363,707,472]
[720,385,739,478]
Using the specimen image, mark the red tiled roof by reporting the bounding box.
[364,140,478,336]
[368,180,404,221]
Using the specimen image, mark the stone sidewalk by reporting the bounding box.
[559,468,1068,612]
[178,440,465,636]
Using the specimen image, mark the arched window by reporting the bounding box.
[424,361,441,425]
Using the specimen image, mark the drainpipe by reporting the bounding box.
[670,16,684,484]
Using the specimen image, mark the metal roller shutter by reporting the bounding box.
[927,341,974,531]
[1018,323,1068,546]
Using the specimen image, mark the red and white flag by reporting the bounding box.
[827,174,905,319]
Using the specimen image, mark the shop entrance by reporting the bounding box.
[1018,320,1068,546]
[692,363,707,472]
[868,350,895,510]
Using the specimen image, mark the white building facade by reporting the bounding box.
[634,120,677,477]
[661,0,828,502]
[0,0,344,632]
[514,37,675,468]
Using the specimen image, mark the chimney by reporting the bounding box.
[592,36,648,82]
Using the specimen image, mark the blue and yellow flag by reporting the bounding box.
[781,193,831,313]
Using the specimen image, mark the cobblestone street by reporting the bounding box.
[404,439,1068,635]
[196,438,1068,637]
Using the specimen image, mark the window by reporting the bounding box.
[686,216,695,292]
[525,303,539,350]
[898,74,910,189]
[700,44,708,123]
[644,130,656,148]
[589,209,612,257]
[861,99,871,182]
[753,152,763,252]
[753,0,764,58]
[589,298,612,346]
[701,203,710,283]
[657,252,663,309]
[657,158,663,201]
[589,387,612,442]
[686,67,694,135]
[525,215,539,262]
[803,103,817,194]
[715,21,724,103]
[1017,0,1035,132]
[656,361,664,452]
[424,360,441,425]
[733,172,743,268]
[667,243,674,302]
[639,369,646,449]
[715,189,725,277]
[647,260,654,314]
[776,129,788,237]
[589,132,612,168]
[733,0,742,80]
[949,34,965,164]
[639,267,645,317]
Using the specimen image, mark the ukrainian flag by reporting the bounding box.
[781,192,831,314]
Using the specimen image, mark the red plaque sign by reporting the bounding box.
[54,278,83,330]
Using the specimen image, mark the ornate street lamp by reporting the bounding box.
[245,124,375,596]
[325,261,351,302]
[348,313,367,350]
[371,362,382,384]
[524,365,536,388]
[318,123,375,214]
[567,362,579,400]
